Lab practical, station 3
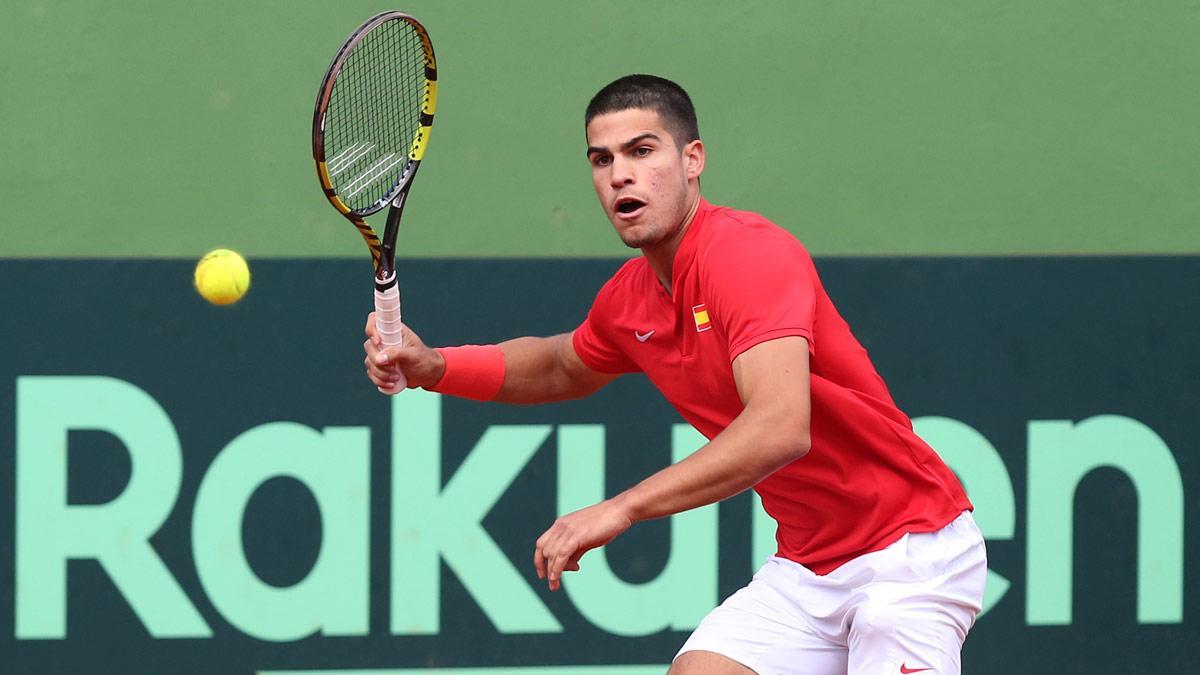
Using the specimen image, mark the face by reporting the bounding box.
[585,108,704,250]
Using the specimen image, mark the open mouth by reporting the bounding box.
[615,197,647,217]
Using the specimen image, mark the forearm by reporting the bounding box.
[612,404,809,523]
[494,334,609,404]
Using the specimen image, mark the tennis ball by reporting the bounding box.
[194,249,250,305]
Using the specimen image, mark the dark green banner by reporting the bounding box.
[2,258,1196,673]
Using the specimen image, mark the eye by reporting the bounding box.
[591,154,612,167]
[634,146,652,157]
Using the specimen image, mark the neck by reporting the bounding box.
[642,191,701,294]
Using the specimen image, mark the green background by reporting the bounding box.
[2,0,1197,258]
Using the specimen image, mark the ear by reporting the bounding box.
[682,139,705,180]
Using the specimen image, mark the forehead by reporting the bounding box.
[585,107,671,148]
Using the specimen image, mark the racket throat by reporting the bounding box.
[375,191,408,291]
[375,260,399,292]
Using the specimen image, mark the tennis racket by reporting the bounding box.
[312,11,437,393]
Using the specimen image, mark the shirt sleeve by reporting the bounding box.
[701,220,818,363]
[572,279,641,374]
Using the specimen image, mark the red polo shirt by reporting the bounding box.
[572,198,971,574]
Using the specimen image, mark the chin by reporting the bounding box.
[617,224,662,249]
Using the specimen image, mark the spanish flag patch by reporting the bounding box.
[692,303,712,332]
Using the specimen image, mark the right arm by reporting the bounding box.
[491,333,616,403]
[363,314,616,403]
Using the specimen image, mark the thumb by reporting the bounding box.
[375,344,424,371]
[374,346,402,366]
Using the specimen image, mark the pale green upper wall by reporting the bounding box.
[2,0,1197,257]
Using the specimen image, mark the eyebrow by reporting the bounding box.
[586,132,662,157]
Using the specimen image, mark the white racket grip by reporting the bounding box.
[374,280,406,394]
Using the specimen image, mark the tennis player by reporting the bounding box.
[363,75,986,675]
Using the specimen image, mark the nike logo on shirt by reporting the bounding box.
[634,330,655,342]
[899,664,933,674]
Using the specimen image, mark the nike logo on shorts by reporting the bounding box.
[635,330,655,342]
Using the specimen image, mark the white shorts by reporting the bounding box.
[676,511,987,675]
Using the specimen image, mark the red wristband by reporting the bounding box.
[428,345,506,401]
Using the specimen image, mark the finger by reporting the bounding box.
[367,370,401,390]
[533,546,546,580]
[373,346,399,366]
[376,345,420,368]
[548,545,575,591]
[365,341,410,375]
[366,370,401,391]
[537,526,564,583]
[363,338,380,359]
[364,312,377,339]
[364,340,399,370]
[534,528,556,580]
[363,350,398,376]
[364,357,401,387]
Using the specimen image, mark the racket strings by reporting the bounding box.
[325,19,429,212]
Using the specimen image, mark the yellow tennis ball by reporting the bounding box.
[194,249,250,305]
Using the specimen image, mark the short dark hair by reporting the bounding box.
[585,74,700,147]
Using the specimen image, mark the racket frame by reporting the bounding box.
[311,10,438,287]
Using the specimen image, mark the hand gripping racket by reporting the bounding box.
[312,11,437,393]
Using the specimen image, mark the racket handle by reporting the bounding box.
[374,273,406,394]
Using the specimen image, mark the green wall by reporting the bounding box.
[3,257,1198,672]
[3,1,1198,257]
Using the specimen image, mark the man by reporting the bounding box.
[364,75,986,675]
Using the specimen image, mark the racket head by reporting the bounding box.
[312,12,437,268]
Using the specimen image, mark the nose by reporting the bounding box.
[609,155,634,188]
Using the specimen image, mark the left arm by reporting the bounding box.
[534,335,811,590]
